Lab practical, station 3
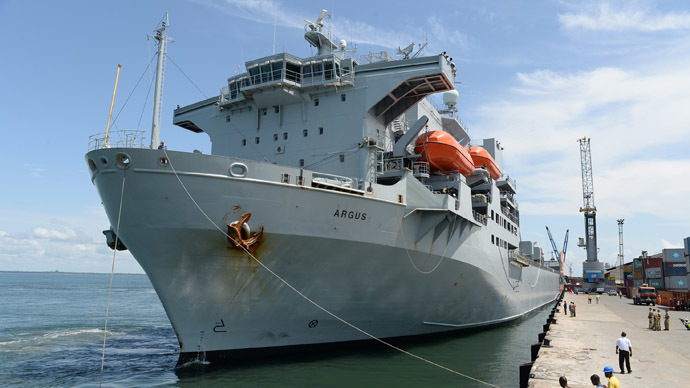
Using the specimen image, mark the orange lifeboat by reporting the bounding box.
[469,146,501,179]
[414,131,474,176]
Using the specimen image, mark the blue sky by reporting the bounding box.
[1,0,689,275]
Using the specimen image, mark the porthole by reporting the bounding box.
[158,156,170,167]
[229,162,248,177]
[115,153,131,169]
[99,156,108,166]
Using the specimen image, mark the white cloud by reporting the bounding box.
[661,240,684,249]
[426,16,471,50]
[559,2,690,32]
[0,218,141,274]
[474,61,690,222]
[33,227,78,241]
[197,0,447,50]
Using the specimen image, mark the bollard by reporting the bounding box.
[543,338,552,347]
[543,323,550,332]
[538,331,546,343]
[519,362,534,388]
[531,343,541,361]
[551,318,557,324]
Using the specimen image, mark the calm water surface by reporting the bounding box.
[0,272,554,387]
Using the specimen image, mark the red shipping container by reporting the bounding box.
[643,257,663,268]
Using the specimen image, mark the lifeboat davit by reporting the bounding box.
[414,131,474,176]
[469,146,501,179]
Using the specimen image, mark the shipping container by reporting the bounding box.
[624,272,633,280]
[643,257,663,268]
[625,279,633,287]
[665,262,687,277]
[634,269,643,280]
[633,279,643,287]
[634,259,643,269]
[624,264,633,272]
[648,278,664,289]
[664,276,688,290]
[663,248,685,262]
[646,267,663,279]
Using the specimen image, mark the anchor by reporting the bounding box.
[226,212,263,250]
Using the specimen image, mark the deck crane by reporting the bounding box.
[578,137,604,291]
[546,226,569,279]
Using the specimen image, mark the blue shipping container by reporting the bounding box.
[665,263,687,277]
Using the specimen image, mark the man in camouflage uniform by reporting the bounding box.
[655,309,662,331]
[648,308,653,329]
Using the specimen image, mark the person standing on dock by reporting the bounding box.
[559,376,570,387]
[596,294,600,304]
[648,308,653,329]
[615,331,632,374]
[656,309,662,331]
[664,310,670,330]
[564,300,567,315]
[588,294,592,304]
[603,366,621,388]
[573,302,576,317]
[590,374,605,388]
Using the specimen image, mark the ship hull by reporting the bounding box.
[86,148,559,365]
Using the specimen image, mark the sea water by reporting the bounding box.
[0,272,553,387]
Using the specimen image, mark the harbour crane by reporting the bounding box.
[546,226,569,279]
[578,137,604,291]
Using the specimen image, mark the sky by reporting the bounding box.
[1,0,689,276]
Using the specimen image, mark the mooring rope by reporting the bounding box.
[99,173,126,388]
[397,204,458,275]
[161,149,501,387]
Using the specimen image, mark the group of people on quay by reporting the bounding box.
[669,297,690,311]
[648,307,670,331]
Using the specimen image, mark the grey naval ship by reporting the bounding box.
[86,12,560,365]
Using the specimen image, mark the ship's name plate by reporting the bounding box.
[333,209,367,221]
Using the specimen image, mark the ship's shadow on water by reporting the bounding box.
[172,304,554,387]
[1,272,557,387]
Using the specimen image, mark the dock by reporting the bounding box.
[527,292,690,387]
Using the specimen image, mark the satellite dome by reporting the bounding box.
[443,90,459,106]
[339,39,347,50]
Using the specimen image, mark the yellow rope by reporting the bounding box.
[99,172,126,387]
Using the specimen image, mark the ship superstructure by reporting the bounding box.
[86,13,559,365]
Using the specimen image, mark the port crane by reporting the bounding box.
[578,137,604,290]
[546,226,569,279]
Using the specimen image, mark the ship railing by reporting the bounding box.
[222,66,355,104]
[378,156,404,173]
[88,130,148,151]
[508,249,530,267]
[501,206,520,225]
[472,194,488,203]
[472,210,487,225]
[412,161,429,177]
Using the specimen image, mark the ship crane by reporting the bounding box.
[578,137,604,291]
[546,226,569,279]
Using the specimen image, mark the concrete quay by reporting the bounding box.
[527,292,690,388]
